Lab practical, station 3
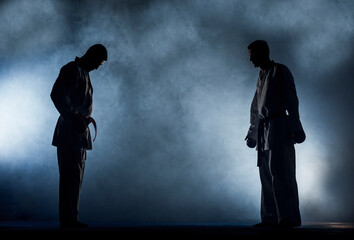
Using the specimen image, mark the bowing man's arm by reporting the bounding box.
[50,65,78,119]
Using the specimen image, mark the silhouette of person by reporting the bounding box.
[245,40,305,228]
[51,44,107,228]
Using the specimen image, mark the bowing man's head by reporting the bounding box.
[81,44,108,72]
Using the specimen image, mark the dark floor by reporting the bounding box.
[0,221,353,239]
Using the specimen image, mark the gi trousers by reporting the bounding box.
[258,145,301,226]
[57,145,86,223]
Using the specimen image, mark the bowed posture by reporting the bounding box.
[245,40,305,228]
[51,44,107,228]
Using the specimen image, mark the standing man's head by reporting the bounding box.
[80,44,108,72]
[247,40,270,68]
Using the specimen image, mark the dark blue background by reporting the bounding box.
[0,0,353,223]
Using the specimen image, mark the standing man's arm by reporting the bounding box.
[282,66,306,143]
[245,91,258,148]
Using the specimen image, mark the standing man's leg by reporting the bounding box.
[269,144,301,226]
[259,150,278,224]
[57,145,86,224]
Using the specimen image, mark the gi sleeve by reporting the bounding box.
[246,90,259,141]
[50,64,78,119]
[282,65,304,133]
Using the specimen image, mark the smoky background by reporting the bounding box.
[0,0,353,223]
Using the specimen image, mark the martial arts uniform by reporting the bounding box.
[51,57,93,223]
[246,61,304,226]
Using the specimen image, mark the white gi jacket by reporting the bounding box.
[246,61,304,151]
[51,57,93,150]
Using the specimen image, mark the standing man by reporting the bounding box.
[51,44,107,228]
[245,40,305,228]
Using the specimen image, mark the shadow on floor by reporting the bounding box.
[0,221,353,239]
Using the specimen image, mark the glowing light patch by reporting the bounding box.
[297,135,329,205]
[0,73,46,160]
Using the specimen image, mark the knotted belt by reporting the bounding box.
[257,111,287,166]
[86,116,97,142]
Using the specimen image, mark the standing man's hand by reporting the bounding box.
[292,130,306,144]
[245,136,257,148]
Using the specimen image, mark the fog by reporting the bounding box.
[0,0,353,223]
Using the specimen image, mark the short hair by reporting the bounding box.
[247,40,269,57]
[84,44,108,61]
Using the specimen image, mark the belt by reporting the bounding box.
[260,111,287,123]
[86,117,97,142]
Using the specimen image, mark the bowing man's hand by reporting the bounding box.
[72,114,87,134]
